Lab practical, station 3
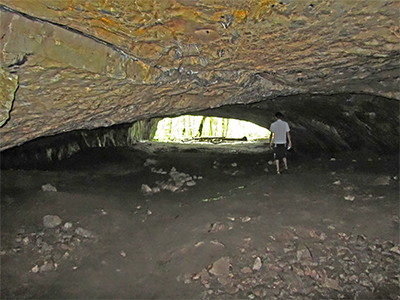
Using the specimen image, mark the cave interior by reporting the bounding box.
[0,1,399,299]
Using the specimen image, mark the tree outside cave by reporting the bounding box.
[153,115,270,142]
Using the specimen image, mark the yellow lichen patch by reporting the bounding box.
[250,0,286,22]
[233,10,248,23]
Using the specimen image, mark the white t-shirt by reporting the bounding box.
[270,119,290,144]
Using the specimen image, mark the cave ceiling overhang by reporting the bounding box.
[0,0,399,151]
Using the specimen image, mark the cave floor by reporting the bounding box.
[1,142,399,299]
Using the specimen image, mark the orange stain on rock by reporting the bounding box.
[233,10,248,22]
[135,27,147,35]
[101,17,114,24]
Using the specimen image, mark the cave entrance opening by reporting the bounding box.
[152,115,271,144]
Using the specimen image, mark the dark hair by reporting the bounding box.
[275,112,284,118]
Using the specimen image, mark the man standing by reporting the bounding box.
[269,112,292,174]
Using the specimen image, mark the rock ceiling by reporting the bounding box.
[0,0,399,150]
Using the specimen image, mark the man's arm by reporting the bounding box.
[287,131,292,149]
[269,132,274,148]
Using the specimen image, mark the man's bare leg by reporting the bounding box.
[283,157,288,170]
[275,159,280,174]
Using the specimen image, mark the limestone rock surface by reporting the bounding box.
[0,0,399,150]
[0,67,18,127]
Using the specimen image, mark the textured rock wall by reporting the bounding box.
[0,0,399,150]
[0,119,161,169]
[198,94,399,154]
[0,67,18,127]
[2,93,398,169]
[0,124,132,169]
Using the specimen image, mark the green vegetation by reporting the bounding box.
[153,115,270,142]
[128,119,159,142]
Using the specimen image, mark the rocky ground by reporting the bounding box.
[1,142,399,299]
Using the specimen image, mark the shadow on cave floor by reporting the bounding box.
[1,142,399,299]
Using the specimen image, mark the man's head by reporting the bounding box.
[275,112,284,119]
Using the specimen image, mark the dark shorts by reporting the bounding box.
[274,144,287,160]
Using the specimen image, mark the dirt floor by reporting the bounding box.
[1,142,399,299]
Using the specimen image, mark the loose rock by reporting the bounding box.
[344,195,355,201]
[297,246,313,261]
[39,261,54,273]
[75,227,96,239]
[31,265,39,273]
[373,176,391,186]
[43,215,62,228]
[252,257,262,271]
[241,216,251,223]
[141,167,200,195]
[63,222,73,230]
[41,184,57,192]
[141,184,153,195]
[144,159,157,166]
[322,278,341,290]
[209,257,230,277]
[389,246,400,255]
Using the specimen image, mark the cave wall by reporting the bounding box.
[0,124,131,169]
[0,119,161,169]
[198,94,399,154]
[0,0,399,151]
[2,93,398,169]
